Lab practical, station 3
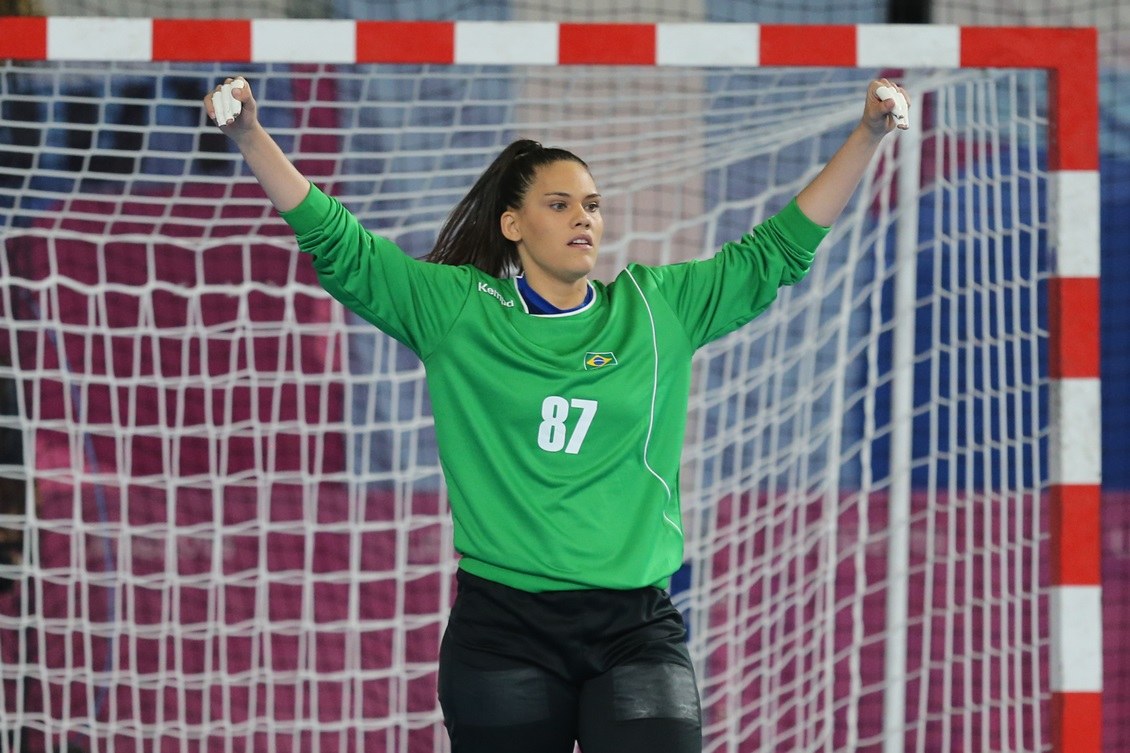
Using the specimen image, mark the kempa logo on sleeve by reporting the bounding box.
[478,281,515,308]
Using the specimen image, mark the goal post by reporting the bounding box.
[0,18,1101,753]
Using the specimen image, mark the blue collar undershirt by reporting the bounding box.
[516,275,594,315]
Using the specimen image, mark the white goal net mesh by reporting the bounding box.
[0,60,1051,753]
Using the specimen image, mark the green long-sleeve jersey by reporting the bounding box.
[282,185,828,592]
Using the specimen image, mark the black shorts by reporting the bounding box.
[437,570,702,753]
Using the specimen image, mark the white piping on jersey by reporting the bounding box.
[625,269,682,537]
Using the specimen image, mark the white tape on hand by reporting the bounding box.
[211,79,244,125]
[876,85,909,129]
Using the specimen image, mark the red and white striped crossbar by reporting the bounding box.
[0,17,1102,753]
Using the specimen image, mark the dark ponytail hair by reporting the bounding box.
[425,139,590,277]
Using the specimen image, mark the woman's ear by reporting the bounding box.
[500,210,521,242]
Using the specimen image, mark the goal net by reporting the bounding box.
[0,23,1085,753]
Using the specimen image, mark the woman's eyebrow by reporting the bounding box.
[543,191,602,199]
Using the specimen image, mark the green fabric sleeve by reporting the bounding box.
[642,197,830,349]
[280,184,471,357]
[774,197,832,255]
[278,182,329,234]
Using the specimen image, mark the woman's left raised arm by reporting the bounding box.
[795,78,910,228]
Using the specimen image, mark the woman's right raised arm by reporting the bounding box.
[203,77,311,213]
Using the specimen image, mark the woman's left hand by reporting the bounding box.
[863,78,911,136]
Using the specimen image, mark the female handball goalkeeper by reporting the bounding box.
[204,76,908,753]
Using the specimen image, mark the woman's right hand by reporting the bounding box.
[204,76,259,139]
[201,75,310,212]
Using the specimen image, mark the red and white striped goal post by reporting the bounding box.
[0,17,1103,753]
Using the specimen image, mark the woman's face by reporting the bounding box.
[501,160,604,298]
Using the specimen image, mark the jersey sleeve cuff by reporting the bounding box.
[279,183,332,235]
[776,197,832,251]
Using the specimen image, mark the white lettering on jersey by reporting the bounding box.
[478,281,515,308]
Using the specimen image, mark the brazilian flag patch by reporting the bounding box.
[584,352,618,370]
